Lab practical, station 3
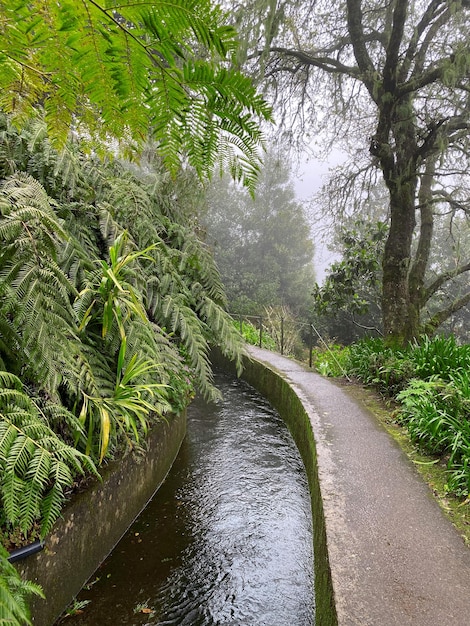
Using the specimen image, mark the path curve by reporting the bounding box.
[247,346,470,626]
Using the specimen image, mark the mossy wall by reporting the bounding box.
[16,411,186,626]
[213,351,337,625]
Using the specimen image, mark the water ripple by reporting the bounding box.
[65,372,314,626]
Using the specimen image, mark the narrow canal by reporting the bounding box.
[64,371,314,625]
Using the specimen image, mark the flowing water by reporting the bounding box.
[64,372,314,625]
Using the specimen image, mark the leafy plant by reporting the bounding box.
[0,0,272,193]
[0,173,76,390]
[409,335,470,381]
[74,232,171,460]
[311,343,350,378]
[397,375,470,495]
[79,352,169,463]
[0,371,98,537]
[234,319,276,351]
[77,231,156,342]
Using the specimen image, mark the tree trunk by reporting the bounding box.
[379,97,419,346]
[382,182,417,345]
[408,158,436,335]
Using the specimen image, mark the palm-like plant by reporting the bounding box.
[75,232,170,461]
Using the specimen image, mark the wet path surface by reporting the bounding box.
[64,371,314,625]
[246,346,470,626]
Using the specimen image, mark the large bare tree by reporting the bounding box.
[235,0,470,344]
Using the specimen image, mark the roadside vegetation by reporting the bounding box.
[3,0,470,621]
[311,335,470,542]
[0,118,251,620]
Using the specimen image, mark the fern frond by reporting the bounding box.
[0,544,44,626]
[0,173,81,394]
[161,294,219,400]
[0,0,271,190]
[0,373,98,537]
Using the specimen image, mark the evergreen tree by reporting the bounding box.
[205,148,315,315]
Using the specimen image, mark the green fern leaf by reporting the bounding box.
[0,372,98,536]
[0,544,44,626]
[0,0,271,190]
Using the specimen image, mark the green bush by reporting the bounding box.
[346,338,414,394]
[410,335,470,381]
[235,320,276,351]
[397,374,470,496]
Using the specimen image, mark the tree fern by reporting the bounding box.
[1,117,246,455]
[0,173,79,394]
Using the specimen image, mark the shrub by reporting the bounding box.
[346,335,470,496]
[346,338,414,394]
[397,374,470,495]
[409,335,470,381]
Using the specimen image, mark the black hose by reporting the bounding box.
[8,539,45,563]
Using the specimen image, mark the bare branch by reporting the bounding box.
[425,261,470,301]
[267,47,360,77]
[425,290,470,333]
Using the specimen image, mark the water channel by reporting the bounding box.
[63,371,315,625]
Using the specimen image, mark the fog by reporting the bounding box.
[293,153,344,283]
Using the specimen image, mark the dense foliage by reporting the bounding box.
[0,115,248,553]
[0,0,272,193]
[234,0,470,344]
[0,0,273,618]
[234,319,276,351]
[313,219,387,343]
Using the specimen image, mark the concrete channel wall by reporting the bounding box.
[16,411,186,626]
[214,350,338,626]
